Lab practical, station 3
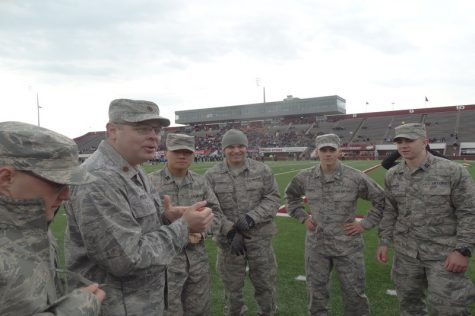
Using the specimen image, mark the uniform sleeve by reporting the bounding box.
[202,180,226,237]
[452,166,475,250]
[378,173,398,246]
[246,165,281,224]
[66,178,188,278]
[38,289,100,316]
[358,173,385,230]
[204,170,235,235]
[284,172,309,223]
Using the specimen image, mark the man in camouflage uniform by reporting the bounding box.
[377,123,475,315]
[285,133,384,316]
[64,99,214,316]
[0,121,104,316]
[205,129,280,316]
[149,133,223,316]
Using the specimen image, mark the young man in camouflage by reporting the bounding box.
[64,99,214,316]
[377,123,475,315]
[285,133,384,316]
[205,129,280,316]
[149,133,223,316]
[0,121,104,316]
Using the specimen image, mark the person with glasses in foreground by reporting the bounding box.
[0,121,105,316]
[377,123,475,315]
[64,99,214,316]
[285,133,384,316]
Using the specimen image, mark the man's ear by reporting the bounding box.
[0,167,15,195]
[106,122,118,140]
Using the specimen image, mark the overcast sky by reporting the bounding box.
[1,0,474,138]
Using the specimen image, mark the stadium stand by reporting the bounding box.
[75,131,105,154]
[457,107,475,142]
[73,100,475,161]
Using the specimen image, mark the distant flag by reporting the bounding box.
[425,96,429,102]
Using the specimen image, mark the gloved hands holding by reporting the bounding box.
[235,214,255,232]
[227,229,248,256]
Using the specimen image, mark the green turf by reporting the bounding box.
[50,159,475,315]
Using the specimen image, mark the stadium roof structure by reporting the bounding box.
[175,95,346,125]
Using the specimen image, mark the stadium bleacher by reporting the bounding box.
[74,104,475,160]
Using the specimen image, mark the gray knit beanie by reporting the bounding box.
[221,129,248,149]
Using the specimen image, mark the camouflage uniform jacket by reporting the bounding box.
[204,158,280,241]
[64,141,189,315]
[150,165,222,237]
[379,153,475,260]
[0,195,100,316]
[285,161,384,256]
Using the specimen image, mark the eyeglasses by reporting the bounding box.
[117,122,162,135]
[19,170,69,194]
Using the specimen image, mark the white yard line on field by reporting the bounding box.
[274,169,305,176]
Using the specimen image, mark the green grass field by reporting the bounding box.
[51,159,475,315]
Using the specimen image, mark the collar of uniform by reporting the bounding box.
[419,152,434,171]
[402,151,433,173]
[98,141,141,179]
[314,161,342,179]
[222,158,250,173]
[391,161,405,175]
[163,164,193,184]
[0,195,48,231]
[161,165,175,183]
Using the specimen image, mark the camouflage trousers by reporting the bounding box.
[165,242,210,316]
[217,236,277,316]
[305,247,369,316]
[391,252,475,316]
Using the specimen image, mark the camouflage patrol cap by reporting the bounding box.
[315,133,340,150]
[166,133,195,152]
[393,123,427,141]
[109,99,170,127]
[0,121,95,185]
[221,129,248,149]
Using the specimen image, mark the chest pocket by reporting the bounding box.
[246,177,263,204]
[333,188,357,202]
[388,187,408,217]
[421,183,451,213]
[129,193,160,233]
[185,182,206,203]
[304,181,320,207]
[214,182,235,209]
[159,182,177,196]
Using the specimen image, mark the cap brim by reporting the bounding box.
[33,167,96,185]
[317,143,338,150]
[167,146,194,152]
[393,133,419,141]
[126,114,171,127]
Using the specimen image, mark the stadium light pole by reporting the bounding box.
[36,92,42,126]
[256,77,266,103]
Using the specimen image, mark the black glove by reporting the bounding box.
[227,230,247,256]
[235,214,255,232]
[227,229,236,243]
